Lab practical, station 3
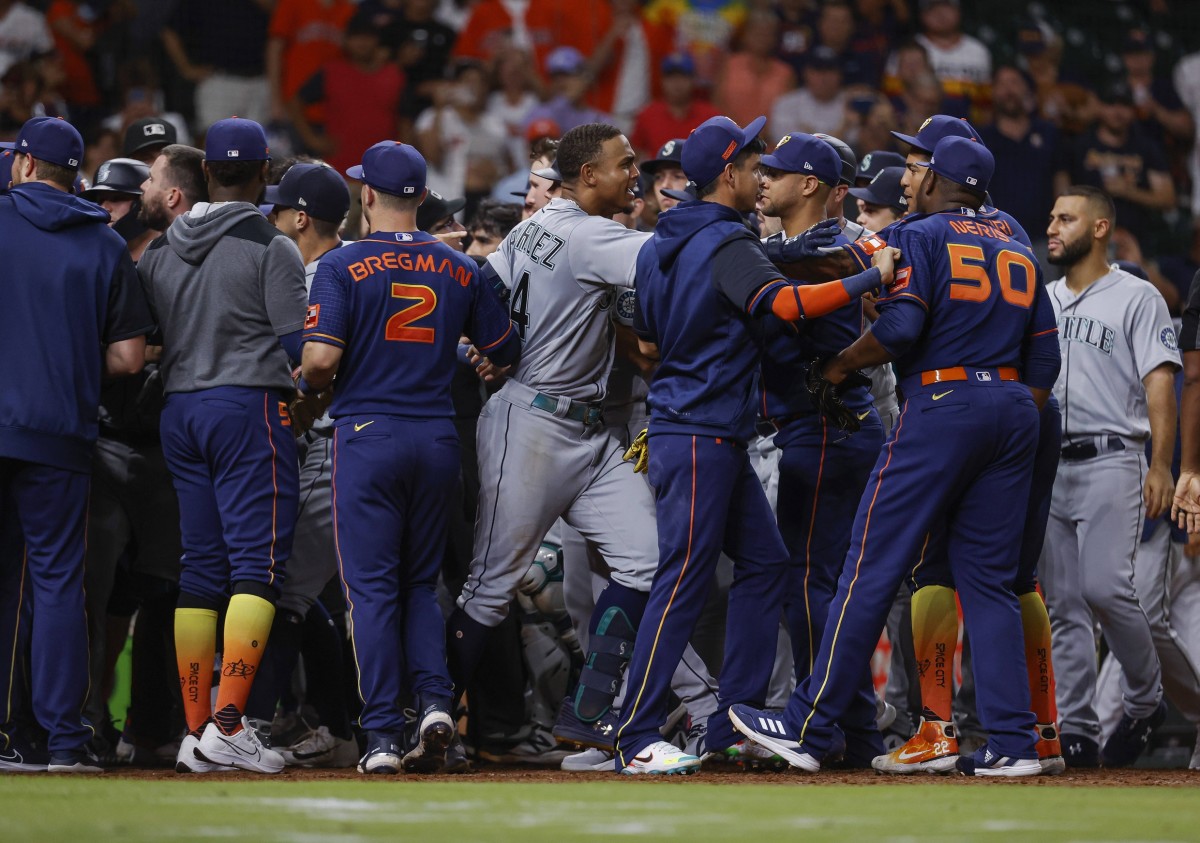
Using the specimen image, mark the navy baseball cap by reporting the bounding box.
[15,116,83,169]
[661,52,695,75]
[205,117,270,162]
[848,166,908,212]
[813,133,856,186]
[265,162,350,222]
[682,115,766,188]
[857,150,906,184]
[761,132,842,186]
[641,138,684,176]
[917,136,994,193]
[891,115,978,155]
[346,141,427,196]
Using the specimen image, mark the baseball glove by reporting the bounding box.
[624,428,649,474]
[804,357,872,433]
[762,218,842,264]
[288,388,334,437]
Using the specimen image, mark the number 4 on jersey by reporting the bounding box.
[511,271,530,340]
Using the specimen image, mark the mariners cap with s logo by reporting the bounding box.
[346,141,427,197]
[917,136,995,193]
[760,131,842,187]
[682,114,767,188]
[15,116,84,170]
[641,138,685,176]
[204,117,270,162]
[891,114,978,155]
[265,162,351,223]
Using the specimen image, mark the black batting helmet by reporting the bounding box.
[813,133,857,187]
[82,157,151,200]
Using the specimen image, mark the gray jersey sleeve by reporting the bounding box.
[486,230,516,291]
[569,216,651,289]
[1128,283,1182,380]
[262,235,308,336]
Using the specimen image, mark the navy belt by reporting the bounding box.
[1061,435,1127,462]
[530,392,604,426]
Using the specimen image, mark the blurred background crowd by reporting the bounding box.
[4,0,1200,311]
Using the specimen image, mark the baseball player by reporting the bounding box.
[617,115,892,774]
[81,158,156,259]
[0,116,153,772]
[138,118,308,775]
[302,141,520,775]
[640,139,687,214]
[1041,186,1178,767]
[849,166,908,234]
[122,116,179,165]
[756,131,886,767]
[240,161,358,769]
[732,136,1061,778]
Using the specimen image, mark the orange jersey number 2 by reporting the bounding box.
[386,283,437,343]
[946,243,1036,308]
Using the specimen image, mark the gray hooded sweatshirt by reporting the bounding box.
[137,202,307,395]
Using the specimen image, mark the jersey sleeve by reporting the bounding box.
[1022,269,1061,390]
[1178,269,1200,352]
[467,264,520,366]
[484,233,515,292]
[304,258,350,348]
[570,217,652,289]
[711,233,785,312]
[262,235,308,336]
[1129,284,1182,380]
[104,248,155,343]
[870,226,933,356]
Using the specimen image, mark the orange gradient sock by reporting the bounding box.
[213,593,275,735]
[1019,590,1058,725]
[175,608,218,733]
[911,585,958,723]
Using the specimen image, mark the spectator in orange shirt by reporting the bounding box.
[266,0,355,123]
[630,53,719,160]
[46,0,99,112]
[714,11,796,131]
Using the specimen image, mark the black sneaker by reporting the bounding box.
[1060,732,1100,768]
[552,697,617,750]
[402,703,454,774]
[47,748,104,773]
[441,732,472,774]
[1102,700,1168,768]
[0,736,49,772]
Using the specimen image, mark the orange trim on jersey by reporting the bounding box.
[1030,328,1058,338]
[847,244,868,272]
[800,402,909,743]
[802,418,829,675]
[748,280,787,314]
[476,322,514,353]
[359,237,442,246]
[908,531,932,589]
[876,291,928,310]
[616,435,699,767]
[303,331,346,346]
[330,430,368,706]
[263,394,279,587]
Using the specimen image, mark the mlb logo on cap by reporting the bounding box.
[917,136,995,194]
[144,123,166,137]
[204,117,270,162]
[15,116,84,170]
[346,141,427,198]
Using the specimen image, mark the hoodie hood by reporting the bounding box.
[167,201,265,265]
[653,200,748,269]
[8,181,110,231]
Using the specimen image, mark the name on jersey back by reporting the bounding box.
[346,250,474,287]
[512,221,566,269]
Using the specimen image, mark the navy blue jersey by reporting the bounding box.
[305,231,517,419]
[758,229,871,421]
[870,208,1058,384]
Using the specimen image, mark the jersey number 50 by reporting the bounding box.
[946,243,1036,308]
[386,283,437,343]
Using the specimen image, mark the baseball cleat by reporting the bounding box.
[478,724,571,765]
[875,697,897,732]
[1102,699,1167,768]
[552,697,618,750]
[872,718,958,775]
[709,740,790,772]
[175,732,234,774]
[561,747,614,772]
[195,717,285,774]
[0,737,49,772]
[728,705,820,772]
[620,740,701,775]
[441,733,472,774]
[402,703,455,774]
[279,725,358,768]
[47,749,104,774]
[955,745,1040,777]
[1060,732,1100,768]
[358,732,403,775]
[1036,723,1065,776]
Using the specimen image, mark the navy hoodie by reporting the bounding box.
[0,182,154,472]
[634,200,783,444]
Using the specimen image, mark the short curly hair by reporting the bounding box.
[556,123,623,185]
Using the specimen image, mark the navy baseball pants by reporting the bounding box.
[333,416,459,735]
[161,387,298,604]
[0,459,93,752]
[616,434,788,765]
[782,375,1040,761]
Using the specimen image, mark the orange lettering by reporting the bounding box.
[349,261,368,282]
[382,252,399,270]
[415,254,435,273]
[385,283,437,343]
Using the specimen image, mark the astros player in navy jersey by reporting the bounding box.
[731,136,1061,777]
[616,115,892,774]
[756,131,886,766]
[301,141,519,776]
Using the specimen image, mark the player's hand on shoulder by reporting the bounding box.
[871,246,900,286]
[1172,470,1200,533]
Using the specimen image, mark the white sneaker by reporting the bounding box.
[402,705,455,774]
[175,733,234,774]
[279,726,358,768]
[561,747,614,772]
[620,740,701,775]
[358,733,403,775]
[195,718,284,774]
[875,698,897,732]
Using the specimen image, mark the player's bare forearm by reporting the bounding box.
[105,336,147,378]
[1145,364,1178,471]
[1029,387,1050,410]
[301,342,342,391]
[637,339,660,362]
[825,332,893,384]
[773,249,857,282]
[1179,351,1200,473]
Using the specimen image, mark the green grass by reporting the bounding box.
[4,777,1200,843]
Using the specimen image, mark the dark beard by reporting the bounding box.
[138,198,169,232]
[1048,234,1092,266]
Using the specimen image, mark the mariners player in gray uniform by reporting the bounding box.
[1041,186,1177,767]
[446,124,660,730]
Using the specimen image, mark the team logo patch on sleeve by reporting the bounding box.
[1161,326,1178,350]
[616,289,637,322]
[305,304,320,329]
[890,266,912,292]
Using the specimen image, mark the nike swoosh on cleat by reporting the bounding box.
[897,747,935,762]
[633,752,654,763]
[215,736,261,760]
